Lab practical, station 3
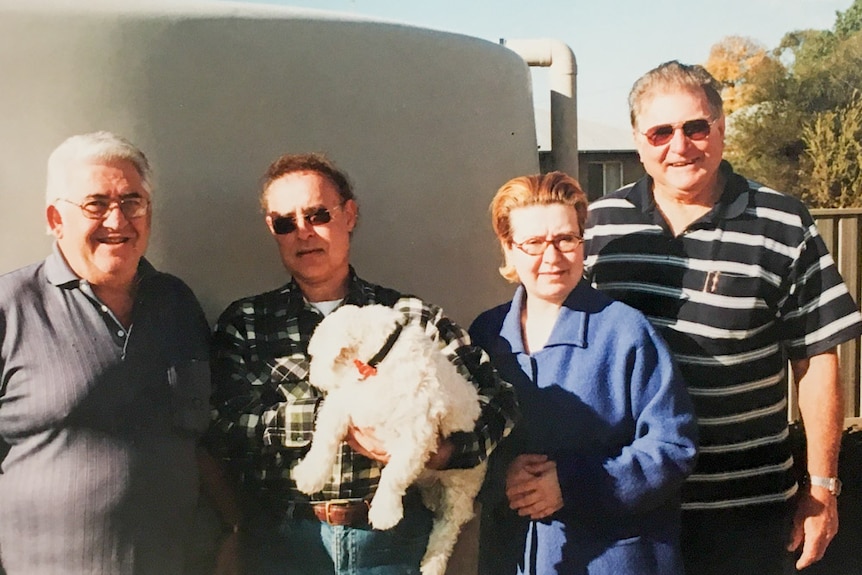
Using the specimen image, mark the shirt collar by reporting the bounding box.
[343,266,375,306]
[285,266,369,316]
[624,160,750,223]
[45,243,80,287]
[45,241,157,288]
[500,283,589,354]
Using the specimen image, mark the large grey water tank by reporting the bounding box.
[0,0,538,324]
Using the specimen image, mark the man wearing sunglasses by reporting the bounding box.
[584,61,862,574]
[201,153,517,575]
[0,132,211,575]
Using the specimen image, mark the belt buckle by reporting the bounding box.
[323,498,368,525]
[324,499,352,525]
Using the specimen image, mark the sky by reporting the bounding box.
[220,0,852,137]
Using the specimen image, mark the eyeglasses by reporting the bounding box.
[640,118,716,146]
[60,196,149,220]
[512,233,584,256]
[270,204,343,235]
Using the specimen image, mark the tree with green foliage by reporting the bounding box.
[800,91,862,208]
[835,0,862,38]
[713,0,862,207]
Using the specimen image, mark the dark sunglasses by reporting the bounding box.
[641,118,716,146]
[270,204,341,235]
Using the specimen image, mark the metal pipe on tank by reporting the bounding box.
[502,38,578,178]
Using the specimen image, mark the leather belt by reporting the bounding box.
[292,499,370,527]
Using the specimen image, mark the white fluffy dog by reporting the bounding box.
[293,304,487,575]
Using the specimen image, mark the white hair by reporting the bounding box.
[45,131,152,205]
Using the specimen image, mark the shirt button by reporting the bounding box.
[117,330,125,337]
[101,305,109,312]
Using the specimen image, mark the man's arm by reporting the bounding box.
[201,302,322,573]
[789,348,843,570]
[196,447,244,575]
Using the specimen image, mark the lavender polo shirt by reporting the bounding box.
[0,245,210,575]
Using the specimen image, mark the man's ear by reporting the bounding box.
[716,115,727,139]
[46,204,64,239]
[264,214,276,236]
[343,199,358,233]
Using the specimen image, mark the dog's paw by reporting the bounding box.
[420,553,449,575]
[368,491,404,530]
[293,458,329,494]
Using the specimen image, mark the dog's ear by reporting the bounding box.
[308,304,358,360]
[334,342,361,368]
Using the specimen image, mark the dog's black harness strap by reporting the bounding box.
[366,322,404,368]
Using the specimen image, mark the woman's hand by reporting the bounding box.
[505,453,563,520]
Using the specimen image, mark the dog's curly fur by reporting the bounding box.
[293,304,487,575]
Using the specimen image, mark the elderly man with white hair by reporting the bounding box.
[0,131,211,575]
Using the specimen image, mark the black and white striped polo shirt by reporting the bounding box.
[584,161,862,510]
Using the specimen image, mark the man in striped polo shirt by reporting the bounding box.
[584,61,862,574]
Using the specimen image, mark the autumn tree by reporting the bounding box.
[714,0,862,207]
[704,36,779,114]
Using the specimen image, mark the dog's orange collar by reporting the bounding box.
[353,322,404,380]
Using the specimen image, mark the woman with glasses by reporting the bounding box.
[469,171,698,575]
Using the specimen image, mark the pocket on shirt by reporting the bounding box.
[167,359,211,435]
[695,271,777,324]
[699,270,770,300]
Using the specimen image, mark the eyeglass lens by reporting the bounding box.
[645,119,712,146]
[516,234,583,255]
[272,206,334,235]
[76,197,148,219]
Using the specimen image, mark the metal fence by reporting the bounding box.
[788,209,862,421]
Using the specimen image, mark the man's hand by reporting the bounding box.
[788,486,839,570]
[346,426,454,469]
[505,453,563,520]
[790,350,842,570]
[425,438,455,470]
[346,426,390,463]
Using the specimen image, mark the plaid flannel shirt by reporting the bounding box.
[205,269,517,503]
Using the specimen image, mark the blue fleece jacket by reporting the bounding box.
[470,282,698,575]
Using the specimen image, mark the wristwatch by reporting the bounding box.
[809,475,842,496]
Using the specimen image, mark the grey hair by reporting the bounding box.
[46,131,152,205]
[628,60,724,128]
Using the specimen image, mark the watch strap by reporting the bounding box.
[809,475,842,496]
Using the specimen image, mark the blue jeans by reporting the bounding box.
[242,501,433,575]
